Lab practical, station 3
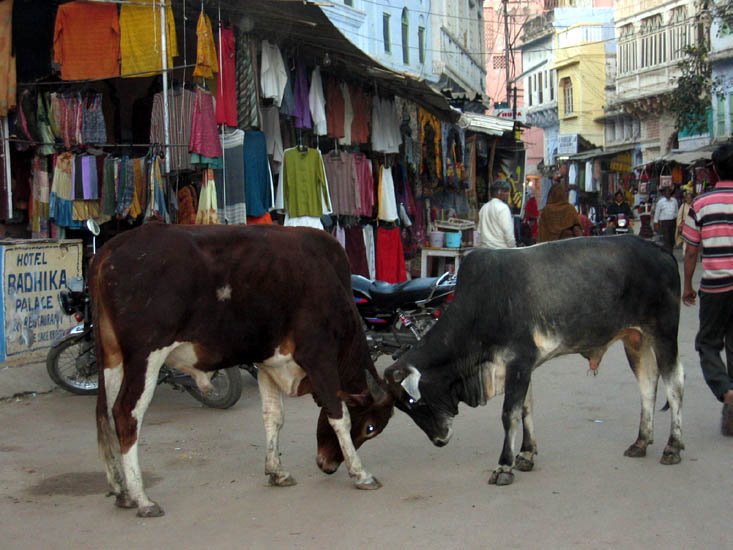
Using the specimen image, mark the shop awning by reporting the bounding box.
[201,0,457,120]
[660,149,713,165]
[456,112,514,136]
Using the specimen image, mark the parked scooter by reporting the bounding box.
[46,220,249,409]
[352,271,456,360]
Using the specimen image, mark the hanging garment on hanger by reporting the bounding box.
[350,86,370,144]
[189,87,223,159]
[323,150,358,216]
[326,78,345,140]
[120,3,178,78]
[275,147,331,227]
[293,59,311,130]
[216,26,237,126]
[101,157,118,218]
[344,225,369,278]
[260,105,284,168]
[376,226,407,283]
[49,152,74,228]
[309,66,327,136]
[338,82,353,147]
[30,156,51,238]
[150,87,196,172]
[214,129,246,224]
[377,164,399,222]
[260,40,288,107]
[145,156,169,223]
[53,1,120,80]
[193,10,218,79]
[196,169,220,224]
[0,0,15,117]
[82,93,107,146]
[236,31,261,128]
[353,153,374,217]
[242,130,274,217]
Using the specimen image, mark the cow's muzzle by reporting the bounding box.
[431,427,453,447]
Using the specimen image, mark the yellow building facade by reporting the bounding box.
[553,24,608,150]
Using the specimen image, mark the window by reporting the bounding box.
[549,69,555,101]
[538,71,544,104]
[401,9,409,64]
[528,75,533,107]
[669,8,690,61]
[618,24,637,74]
[640,15,666,69]
[716,94,727,137]
[344,0,353,6]
[562,78,573,115]
[383,13,391,54]
[418,26,425,64]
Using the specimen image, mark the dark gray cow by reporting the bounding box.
[384,235,684,486]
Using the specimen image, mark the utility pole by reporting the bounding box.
[502,0,512,109]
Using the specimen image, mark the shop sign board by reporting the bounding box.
[557,134,578,155]
[0,240,82,362]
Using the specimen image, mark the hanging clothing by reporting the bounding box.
[216,26,237,127]
[53,1,120,80]
[35,93,56,155]
[292,60,311,130]
[260,40,288,107]
[309,66,327,136]
[193,11,218,79]
[177,184,198,224]
[214,129,246,224]
[378,164,399,222]
[353,153,375,217]
[324,151,358,216]
[189,87,223,159]
[119,4,178,78]
[101,157,118,218]
[145,156,169,223]
[243,130,274,217]
[82,93,107,145]
[196,169,219,224]
[371,97,402,153]
[30,156,50,238]
[150,87,196,172]
[326,78,345,139]
[350,86,370,144]
[276,147,331,218]
[236,30,260,129]
[376,226,407,283]
[0,0,15,117]
[418,108,442,184]
[345,225,369,278]
[260,105,284,167]
[338,82,353,147]
[49,152,74,227]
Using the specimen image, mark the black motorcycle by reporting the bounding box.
[352,271,456,360]
[46,220,252,409]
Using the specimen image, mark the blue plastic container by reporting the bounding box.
[444,231,461,248]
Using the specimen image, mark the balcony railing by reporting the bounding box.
[439,27,486,94]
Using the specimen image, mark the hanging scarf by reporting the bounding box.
[193,11,218,79]
[196,169,219,224]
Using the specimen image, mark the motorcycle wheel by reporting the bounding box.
[46,334,99,395]
[184,366,243,409]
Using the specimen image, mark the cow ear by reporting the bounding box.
[337,390,370,408]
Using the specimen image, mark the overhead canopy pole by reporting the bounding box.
[159,0,171,174]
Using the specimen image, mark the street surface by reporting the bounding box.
[1,256,731,549]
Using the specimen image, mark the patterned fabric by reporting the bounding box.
[119,3,178,78]
[215,27,237,127]
[236,30,260,129]
[82,93,107,145]
[150,88,196,172]
[145,156,169,223]
[189,88,222,159]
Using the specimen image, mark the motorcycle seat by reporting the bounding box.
[352,275,442,308]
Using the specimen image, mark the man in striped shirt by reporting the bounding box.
[682,143,733,436]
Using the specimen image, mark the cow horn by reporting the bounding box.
[365,369,387,403]
[401,366,422,401]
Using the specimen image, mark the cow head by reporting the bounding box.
[383,363,455,447]
[316,371,394,474]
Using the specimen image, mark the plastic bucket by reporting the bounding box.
[444,231,461,248]
[429,231,445,248]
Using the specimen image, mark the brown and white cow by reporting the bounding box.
[90,223,393,517]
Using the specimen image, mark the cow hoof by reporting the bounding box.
[355,476,382,490]
[515,455,534,472]
[488,470,514,486]
[268,472,297,487]
[623,443,647,458]
[137,503,165,518]
[660,448,681,465]
[113,492,136,509]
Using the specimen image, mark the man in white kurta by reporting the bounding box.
[478,180,516,249]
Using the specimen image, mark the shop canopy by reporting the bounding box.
[196,0,457,121]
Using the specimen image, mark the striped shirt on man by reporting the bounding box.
[682,180,733,293]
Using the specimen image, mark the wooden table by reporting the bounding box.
[420,246,474,277]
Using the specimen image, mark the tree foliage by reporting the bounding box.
[668,43,716,134]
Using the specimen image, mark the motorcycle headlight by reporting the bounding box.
[59,290,81,315]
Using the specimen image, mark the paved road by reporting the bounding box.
[1,256,731,549]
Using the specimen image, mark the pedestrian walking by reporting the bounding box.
[654,186,679,253]
[682,142,733,436]
[537,184,583,242]
[477,180,516,249]
[675,191,693,253]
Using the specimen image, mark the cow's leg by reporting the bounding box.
[657,348,685,465]
[114,350,167,517]
[327,402,381,490]
[623,337,658,458]
[257,368,296,487]
[515,381,538,472]
[97,362,130,507]
[489,362,532,486]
